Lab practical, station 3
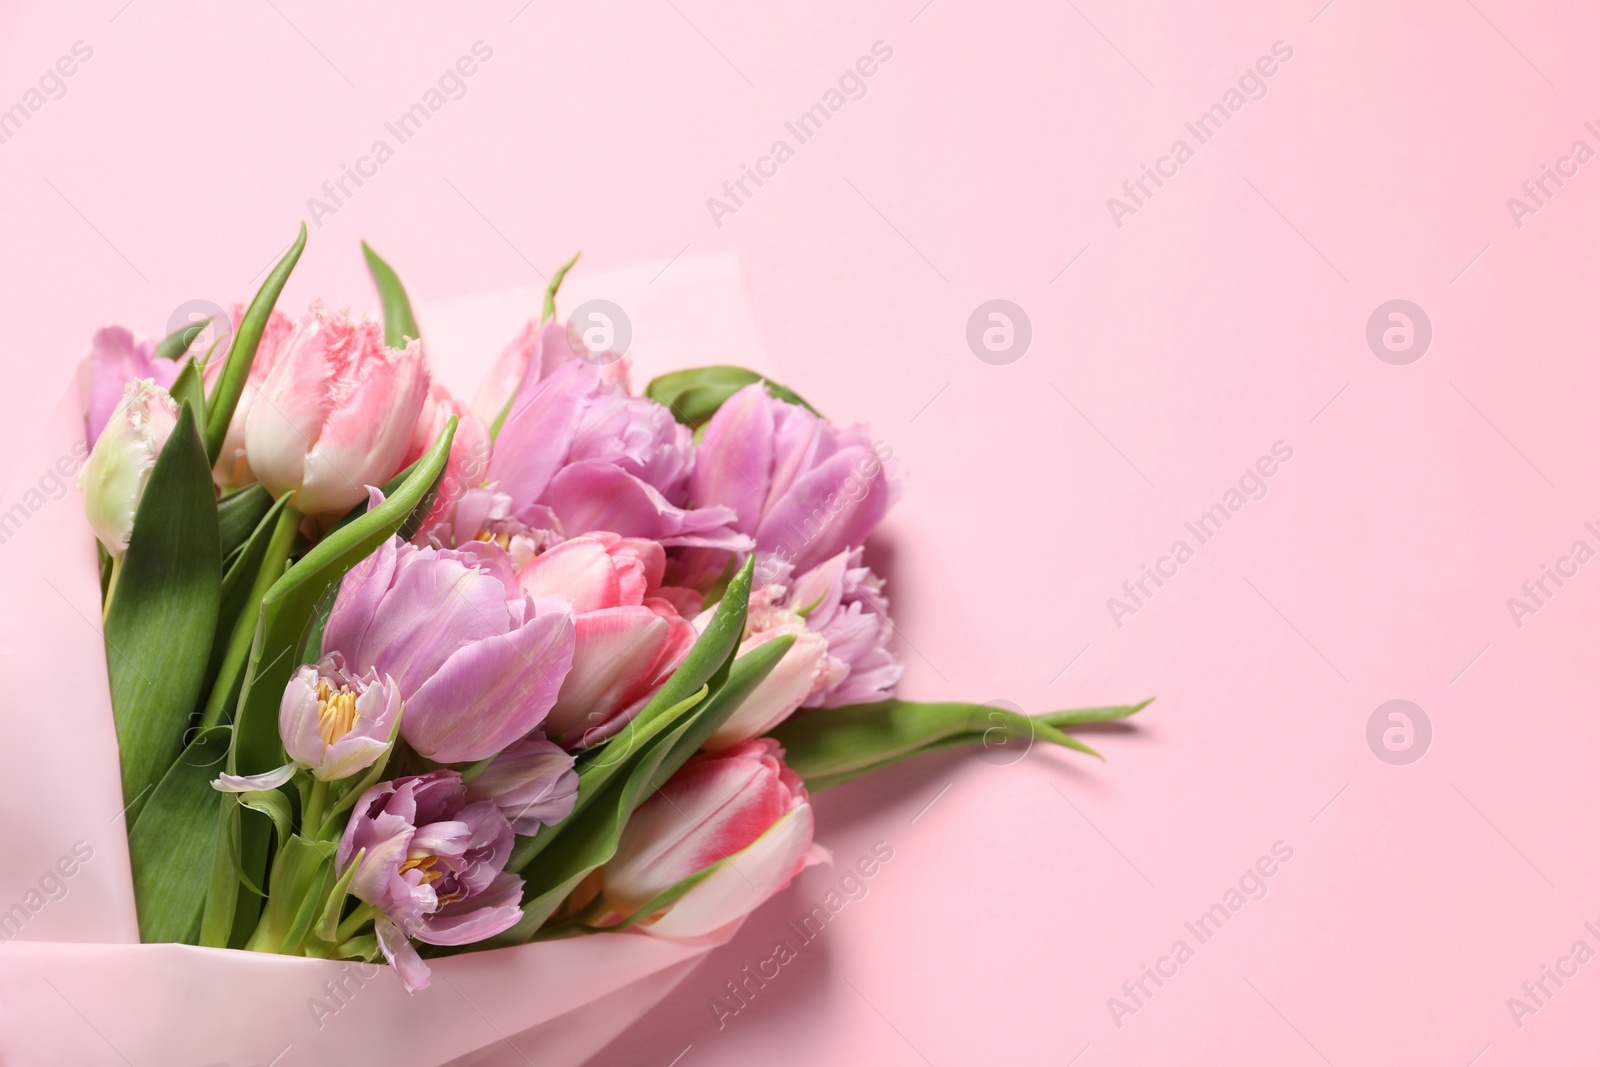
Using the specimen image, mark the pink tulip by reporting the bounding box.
[78,379,179,558]
[244,301,429,516]
[79,327,179,447]
[690,382,901,579]
[471,318,628,429]
[322,533,574,763]
[516,532,699,748]
[597,738,818,938]
[208,305,297,489]
[278,654,401,782]
[488,360,748,551]
[788,548,901,708]
[337,771,523,992]
[701,585,829,749]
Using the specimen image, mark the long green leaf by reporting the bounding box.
[127,725,231,943]
[218,484,274,561]
[203,493,291,714]
[650,634,794,792]
[104,402,221,822]
[644,365,820,429]
[770,699,1152,788]
[362,241,419,347]
[205,223,306,461]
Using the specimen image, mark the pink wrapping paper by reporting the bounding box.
[0,262,773,1066]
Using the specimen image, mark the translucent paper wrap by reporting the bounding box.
[0,259,771,1066]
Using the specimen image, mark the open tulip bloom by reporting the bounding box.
[67,231,1150,1013]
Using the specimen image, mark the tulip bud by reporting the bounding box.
[244,301,429,517]
[278,654,401,781]
[465,734,578,835]
[78,378,179,558]
[598,738,818,938]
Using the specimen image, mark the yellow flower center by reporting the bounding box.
[474,529,514,551]
[398,853,465,904]
[316,679,360,746]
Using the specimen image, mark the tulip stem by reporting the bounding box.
[303,778,329,839]
[101,556,123,621]
[200,504,303,727]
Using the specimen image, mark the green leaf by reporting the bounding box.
[168,358,206,420]
[127,725,231,943]
[205,223,306,462]
[644,365,821,429]
[315,850,362,943]
[237,786,294,845]
[155,320,208,362]
[649,633,794,793]
[203,493,291,716]
[769,699,1152,788]
[104,402,221,823]
[543,251,581,323]
[199,800,241,946]
[229,419,457,778]
[362,241,420,347]
[218,484,274,561]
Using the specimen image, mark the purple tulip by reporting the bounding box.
[690,383,900,579]
[321,533,575,764]
[487,361,749,551]
[278,654,401,781]
[788,548,902,708]
[79,326,179,447]
[337,771,523,992]
[464,734,579,835]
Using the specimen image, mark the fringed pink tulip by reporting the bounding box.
[516,532,699,748]
[690,382,900,579]
[207,305,297,489]
[322,534,574,763]
[337,771,523,992]
[244,301,429,516]
[597,738,819,939]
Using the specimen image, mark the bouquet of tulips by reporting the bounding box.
[56,228,1143,1059]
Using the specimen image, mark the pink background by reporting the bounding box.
[2,1,1597,1063]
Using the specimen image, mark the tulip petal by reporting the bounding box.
[546,460,750,551]
[210,764,296,792]
[401,607,575,763]
[753,447,891,574]
[690,382,774,533]
[375,915,433,993]
[644,804,817,940]
[414,872,526,946]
